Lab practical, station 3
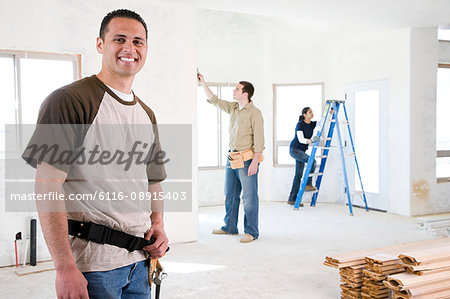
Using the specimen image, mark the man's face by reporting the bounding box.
[233,84,245,101]
[96,17,148,78]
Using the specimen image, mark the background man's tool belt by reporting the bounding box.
[228,149,264,169]
[68,219,154,252]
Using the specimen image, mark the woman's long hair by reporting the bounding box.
[299,107,311,121]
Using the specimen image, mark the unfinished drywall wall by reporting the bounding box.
[196,9,417,216]
[436,41,450,214]
[0,0,197,266]
[410,27,450,215]
[196,9,330,207]
[325,29,412,215]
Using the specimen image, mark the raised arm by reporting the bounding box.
[197,72,234,114]
[197,73,215,100]
[35,162,88,299]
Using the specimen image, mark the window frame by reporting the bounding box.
[0,49,81,155]
[272,82,324,167]
[436,63,450,183]
[197,81,237,170]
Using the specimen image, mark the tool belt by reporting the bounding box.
[68,219,155,252]
[228,149,264,169]
[68,219,168,298]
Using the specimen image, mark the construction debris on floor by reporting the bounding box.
[324,237,450,299]
[416,213,450,238]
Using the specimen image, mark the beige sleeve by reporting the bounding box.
[207,95,235,114]
[252,110,265,153]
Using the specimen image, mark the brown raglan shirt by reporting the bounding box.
[22,75,166,272]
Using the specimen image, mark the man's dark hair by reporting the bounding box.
[239,81,255,100]
[100,9,148,40]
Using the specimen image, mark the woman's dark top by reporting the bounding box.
[290,120,317,152]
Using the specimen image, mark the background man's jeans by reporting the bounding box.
[288,146,316,202]
[83,259,150,299]
[221,159,259,239]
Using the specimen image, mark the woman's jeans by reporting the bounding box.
[288,146,316,202]
[221,159,259,239]
[83,260,150,298]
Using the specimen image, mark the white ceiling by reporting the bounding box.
[170,0,450,30]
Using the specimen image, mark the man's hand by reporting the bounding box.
[144,222,169,258]
[248,160,258,176]
[55,264,89,299]
[197,73,215,99]
[197,73,205,84]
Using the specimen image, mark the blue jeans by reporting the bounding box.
[83,260,150,299]
[288,146,316,202]
[221,159,259,239]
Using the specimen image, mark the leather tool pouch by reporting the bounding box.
[228,152,244,169]
[242,149,264,163]
[228,149,264,169]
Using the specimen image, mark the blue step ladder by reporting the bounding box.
[293,99,369,216]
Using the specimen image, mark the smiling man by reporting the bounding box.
[22,9,168,299]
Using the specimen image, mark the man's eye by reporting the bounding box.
[115,38,125,43]
[134,40,144,46]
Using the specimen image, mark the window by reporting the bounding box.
[436,64,450,182]
[346,80,388,211]
[438,26,450,41]
[197,83,235,168]
[1,50,80,156]
[273,83,323,166]
[354,90,379,193]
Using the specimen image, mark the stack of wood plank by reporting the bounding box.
[324,237,450,299]
[416,214,450,237]
[340,265,365,298]
[383,242,450,298]
[362,254,404,298]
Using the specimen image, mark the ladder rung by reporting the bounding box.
[316,146,335,149]
[305,189,319,193]
[315,155,328,159]
[309,172,323,177]
[350,191,364,197]
[322,137,332,141]
[344,152,355,157]
[330,120,349,125]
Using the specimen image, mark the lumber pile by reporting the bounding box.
[384,242,450,298]
[340,265,364,298]
[362,254,404,298]
[324,237,450,299]
[416,214,450,238]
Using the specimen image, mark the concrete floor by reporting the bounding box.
[0,202,433,298]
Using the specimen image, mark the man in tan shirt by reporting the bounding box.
[198,73,264,243]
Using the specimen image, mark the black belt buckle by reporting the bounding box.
[87,223,112,244]
[127,236,155,252]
